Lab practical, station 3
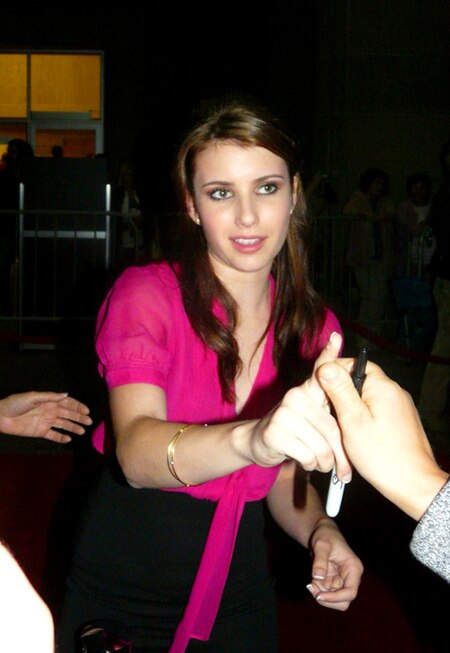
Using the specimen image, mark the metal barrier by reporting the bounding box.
[0,210,358,333]
[0,210,392,343]
[309,213,358,318]
[0,207,440,363]
[0,208,126,341]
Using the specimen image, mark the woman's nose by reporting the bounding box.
[235,196,258,227]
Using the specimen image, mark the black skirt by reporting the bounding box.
[57,460,278,653]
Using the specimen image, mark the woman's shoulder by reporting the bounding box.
[114,260,178,285]
[96,261,183,333]
[322,306,342,335]
[111,261,181,299]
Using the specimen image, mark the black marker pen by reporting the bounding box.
[325,347,368,517]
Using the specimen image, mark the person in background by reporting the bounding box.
[317,358,450,582]
[51,145,64,159]
[344,167,396,336]
[396,173,434,278]
[305,171,339,218]
[116,161,145,268]
[418,141,450,433]
[0,139,34,314]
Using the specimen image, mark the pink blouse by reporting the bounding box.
[93,262,342,652]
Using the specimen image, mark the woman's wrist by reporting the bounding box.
[231,420,267,466]
[236,418,285,468]
[308,515,339,548]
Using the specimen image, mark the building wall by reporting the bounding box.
[313,0,450,208]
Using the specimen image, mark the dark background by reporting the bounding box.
[3,2,449,218]
[1,3,317,215]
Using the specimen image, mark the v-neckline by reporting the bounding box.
[233,326,272,416]
[234,275,275,416]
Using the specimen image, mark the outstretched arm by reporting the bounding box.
[0,392,92,443]
[317,360,448,521]
[111,332,353,489]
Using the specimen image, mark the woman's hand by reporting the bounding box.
[0,392,92,443]
[249,332,352,481]
[306,518,363,611]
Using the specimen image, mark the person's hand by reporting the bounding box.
[249,333,352,481]
[317,360,449,520]
[306,518,363,610]
[0,392,92,444]
[0,542,54,653]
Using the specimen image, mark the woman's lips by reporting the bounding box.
[230,236,266,253]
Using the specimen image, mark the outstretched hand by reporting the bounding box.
[0,392,92,444]
[250,332,352,481]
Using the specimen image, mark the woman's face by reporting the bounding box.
[186,141,297,281]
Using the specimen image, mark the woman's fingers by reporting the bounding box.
[264,393,340,472]
[282,386,351,480]
[51,406,93,427]
[254,335,359,474]
[306,582,356,611]
[305,332,343,405]
[58,396,91,416]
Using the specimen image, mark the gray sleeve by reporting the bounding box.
[409,478,450,582]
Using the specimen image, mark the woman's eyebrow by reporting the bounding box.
[201,174,286,189]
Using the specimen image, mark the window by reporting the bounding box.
[0,51,103,157]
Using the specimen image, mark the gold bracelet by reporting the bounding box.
[166,424,195,487]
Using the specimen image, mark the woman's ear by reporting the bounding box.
[291,174,302,207]
[185,193,201,225]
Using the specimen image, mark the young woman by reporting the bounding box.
[58,99,363,652]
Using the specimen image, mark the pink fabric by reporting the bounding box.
[168,466,279,651]
[92,261,342,652]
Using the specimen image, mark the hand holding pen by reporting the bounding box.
[318,356,447,522]
[325,348,368,517]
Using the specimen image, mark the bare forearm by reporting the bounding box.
[116,417,257,488]
[380,466,448,521]
[266,462,329,547]
[110,334,349,490]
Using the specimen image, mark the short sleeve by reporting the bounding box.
[95,265,175,390]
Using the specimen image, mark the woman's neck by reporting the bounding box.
[209,256,272,314]
[221,272,271,315]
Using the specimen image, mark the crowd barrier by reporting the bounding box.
[0,208,124,342]
[0,209,448,365]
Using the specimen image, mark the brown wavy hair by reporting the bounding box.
[172,97,325,402]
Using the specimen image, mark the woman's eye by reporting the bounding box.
[210,188,232,200]
[258,183,277,195]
